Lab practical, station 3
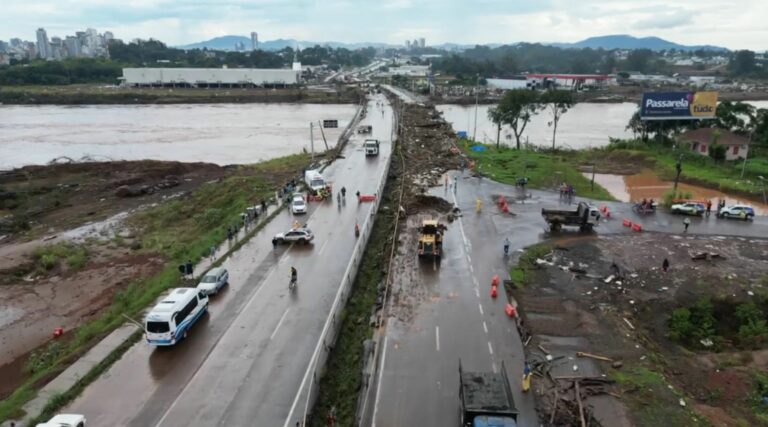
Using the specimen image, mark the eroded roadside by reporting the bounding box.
[512,232,768,426]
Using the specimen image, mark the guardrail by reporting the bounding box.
[289,132,394,427]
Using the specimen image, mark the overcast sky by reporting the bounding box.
[2,0,767,50]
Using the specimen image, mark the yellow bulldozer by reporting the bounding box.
[418,219,446,259]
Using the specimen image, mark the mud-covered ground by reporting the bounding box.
[515,232,768,426]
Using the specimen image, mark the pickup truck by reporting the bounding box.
[542,201,600,231]
[460,360,518,427]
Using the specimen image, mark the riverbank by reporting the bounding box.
[432,86,768,105]
[0,155,312,422]
[0,84,362,105]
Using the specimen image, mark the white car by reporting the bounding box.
[718,204,755,220]
[290,196,307,214]
[36,414,86,427]
[273,228,314,245]
[670,202,705,216]
[196,267,229,295]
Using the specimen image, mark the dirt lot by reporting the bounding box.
[0,160,230,398]
[513,232,768,426]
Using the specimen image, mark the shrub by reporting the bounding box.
[736,302,768,349]
[669,308,694,341]
[668,298,720,347]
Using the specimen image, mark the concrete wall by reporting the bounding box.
[122,68,300,86]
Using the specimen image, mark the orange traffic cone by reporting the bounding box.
[491,286,498,298]
[491,274,500,287]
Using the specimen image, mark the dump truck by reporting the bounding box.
[459,360,518,427]
[541,201,600,231]
[417,219,445,259]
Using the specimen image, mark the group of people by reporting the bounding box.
[558,182,575,202]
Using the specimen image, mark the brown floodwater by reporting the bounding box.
[587,170,768,215]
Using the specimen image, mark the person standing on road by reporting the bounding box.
[705,200,712,217]
[683,217,691,233]
[209,245,217,262]
[454,176,458,192]
[662,258,670,272]
[503,237,510,255]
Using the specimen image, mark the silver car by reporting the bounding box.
[196,267,229,295]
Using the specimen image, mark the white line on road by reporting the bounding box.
[478,304,484,316]
[435,326,440,352]
[488,342,494,355]
[371,335,389,427]
[475,288,480,298]
[483,321,488,334]
[472,277,479,287]
[270,308,290,341]
[492,361,498,373]
[317,240,329,256]
[469,264,474,274]
[466,254,472,264]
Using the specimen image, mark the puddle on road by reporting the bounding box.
[587,170,768,215]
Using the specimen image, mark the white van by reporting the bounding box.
[145,287,209,346]
[304,170,327,193]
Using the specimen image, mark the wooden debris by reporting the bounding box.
[576,351,614,363]
[622,317,635,330]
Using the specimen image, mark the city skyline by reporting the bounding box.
[1,0,767,51]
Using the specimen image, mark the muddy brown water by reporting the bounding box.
[0,103,357,170]
[588,170,768,215]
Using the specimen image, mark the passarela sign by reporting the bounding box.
[640,91,718,120]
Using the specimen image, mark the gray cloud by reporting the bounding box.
[632,10,695,30]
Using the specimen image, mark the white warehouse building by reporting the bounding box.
[121,67,301,87]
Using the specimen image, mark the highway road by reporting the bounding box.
[63,94,394,427]
[367,170,768,427]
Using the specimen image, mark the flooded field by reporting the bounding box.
[0,103,357,169]
[438,100,768,150]
[588,170,768,214]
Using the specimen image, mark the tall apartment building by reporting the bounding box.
[251,32,259,50]
[36,28,50,59]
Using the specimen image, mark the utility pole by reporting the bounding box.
[591,164,596,192]
[673,154,682,191]
[310,122,315,163]
[740,130,754,179]
[472,73,479,142]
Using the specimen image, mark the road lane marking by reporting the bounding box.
[483,321,488,334]
[435,326,440,352]
[475,288,480,298]
[478,304,484,316]
[371,335,389,427]
[472,277,479,287]
[488,342,494,355]
[466,254,472,264]
[317,240,329,256]
[492,362,498,373]
[469,264,474,274]
[270,308,290,341]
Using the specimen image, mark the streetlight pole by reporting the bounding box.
[472,73,479,142]
[740,129,754,179]
[759,176,767,205]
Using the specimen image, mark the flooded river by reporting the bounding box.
[438,101,768,150]
[0,103,357,169]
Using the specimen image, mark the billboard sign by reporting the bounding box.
[640,91,718,120]
[323,119,338,128]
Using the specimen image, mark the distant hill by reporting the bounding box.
[550,34,728,52]
[177,34,729,53]
[177,37,395,51]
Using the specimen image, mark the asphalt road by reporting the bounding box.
[63,94,394,427]
[368,172,768,427]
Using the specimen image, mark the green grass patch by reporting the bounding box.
[0,154,312,424]
[509,242,553,288]
[613,366,707,427]
[32,242,89,274]
[463,142,615,201]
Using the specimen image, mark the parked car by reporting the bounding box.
[718,204,755,220]
[670,202,705,216]
[196,267,229,295]
[36,414,86,427]
[273,228,314,245]
[290,195,307,215]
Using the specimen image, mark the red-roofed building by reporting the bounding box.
[678,128,750,161]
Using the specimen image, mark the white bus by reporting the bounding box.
[145,287,209,346]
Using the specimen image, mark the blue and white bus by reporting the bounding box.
[145,288,209,346]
